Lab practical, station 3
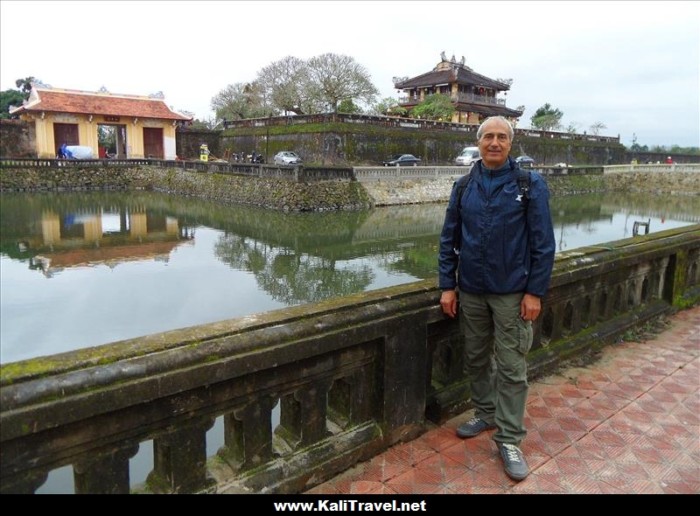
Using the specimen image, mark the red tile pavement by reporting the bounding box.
[306,305,700,495]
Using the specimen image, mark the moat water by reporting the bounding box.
[1,189,698,493]
[1,190,698,366]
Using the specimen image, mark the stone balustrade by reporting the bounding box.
[1,225,698,494]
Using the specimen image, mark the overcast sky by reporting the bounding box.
[1,0,698,147]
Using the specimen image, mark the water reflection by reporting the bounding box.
[1,191,698,364]
[18,204,194,278]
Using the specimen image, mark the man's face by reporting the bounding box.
[477,119,512,169]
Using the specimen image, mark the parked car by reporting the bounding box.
[273,151,302,165]
[515,155,535,167]
[455,146,480,166]
[382,154,421,166]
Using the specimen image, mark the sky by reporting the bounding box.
[1,0,698,148]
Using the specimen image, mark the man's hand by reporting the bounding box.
[520,293,542,321]
[440,290,458,319]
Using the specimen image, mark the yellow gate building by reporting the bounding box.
[10,83,192,160]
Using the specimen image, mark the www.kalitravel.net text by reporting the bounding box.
[273,499,428,512]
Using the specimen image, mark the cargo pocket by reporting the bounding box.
[518,318,534,355]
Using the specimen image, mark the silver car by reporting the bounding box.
[274,151,302,165]
[455,147,480,166]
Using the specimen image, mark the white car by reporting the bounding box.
[455,147,480,166]
[273,151,302,165]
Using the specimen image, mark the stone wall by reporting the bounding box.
[215,125,626,166]
[176,128,222,160]
[1,163,699,211]
[0,120,36,158]
[4,118,698,165]
[0,164,374,212]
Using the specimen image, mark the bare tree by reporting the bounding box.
[305,53,379,113]
[256,56,316,115]
[212,53,380,118]
[565,121,580,133]
[589,121,607,135]
[211,82,269,121]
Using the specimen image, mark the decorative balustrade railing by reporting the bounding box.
[604,163,700,174]
[219,113,620,143]
[0,158,355,182]
[398,92,506,106]
[1,225,698,494]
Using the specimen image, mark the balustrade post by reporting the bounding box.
[146,417,215,494]
[382,314,428,430]
[73,443,139,494]
[0,470,48,494]
[219,397,274,470]
[278,379,332,448]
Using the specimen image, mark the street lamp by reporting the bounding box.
[265,113,271,163]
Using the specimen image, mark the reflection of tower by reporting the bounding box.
[166,216,179,235]
[41,210,60,246]
[558,223,566,251]
[82,212,102,242]
[129,211,148,238]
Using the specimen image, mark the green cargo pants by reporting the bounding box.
[459,291,533,445]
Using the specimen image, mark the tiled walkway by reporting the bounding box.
[306,306,700,495]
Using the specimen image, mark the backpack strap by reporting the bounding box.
[454,168,474,209]
[451,165,475,254]
[516,168,531,203]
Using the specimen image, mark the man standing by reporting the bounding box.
[438,116,556,481]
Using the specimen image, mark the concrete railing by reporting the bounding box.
[604,164,700,173]
[1,225,698,494]
[353,165,605,182]
[354,166,465,181]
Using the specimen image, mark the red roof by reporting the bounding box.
[10,87,192,121]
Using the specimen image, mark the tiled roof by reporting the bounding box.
[455,102,523,117]
[395,65,510,91]
[10,87,192,121]
[399,98,523,118]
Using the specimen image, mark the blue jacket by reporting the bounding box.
[438,157,556,297]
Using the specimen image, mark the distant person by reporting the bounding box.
[665,156,674,164]
[438,115,556,481]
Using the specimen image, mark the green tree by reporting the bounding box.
[0,89,25,118]
[410,94,455,121]
[188,117,220,130]
[368,97,407,117]
[629,133,647,152]
[531,103,563,131]
[337,99,363,114]
[15,76,36,95]
[98,125,116,151]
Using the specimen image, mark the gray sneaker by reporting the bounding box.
[497,442,529,481]
[456,417,496,438]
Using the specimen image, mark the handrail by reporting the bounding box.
[1,225,698,494]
